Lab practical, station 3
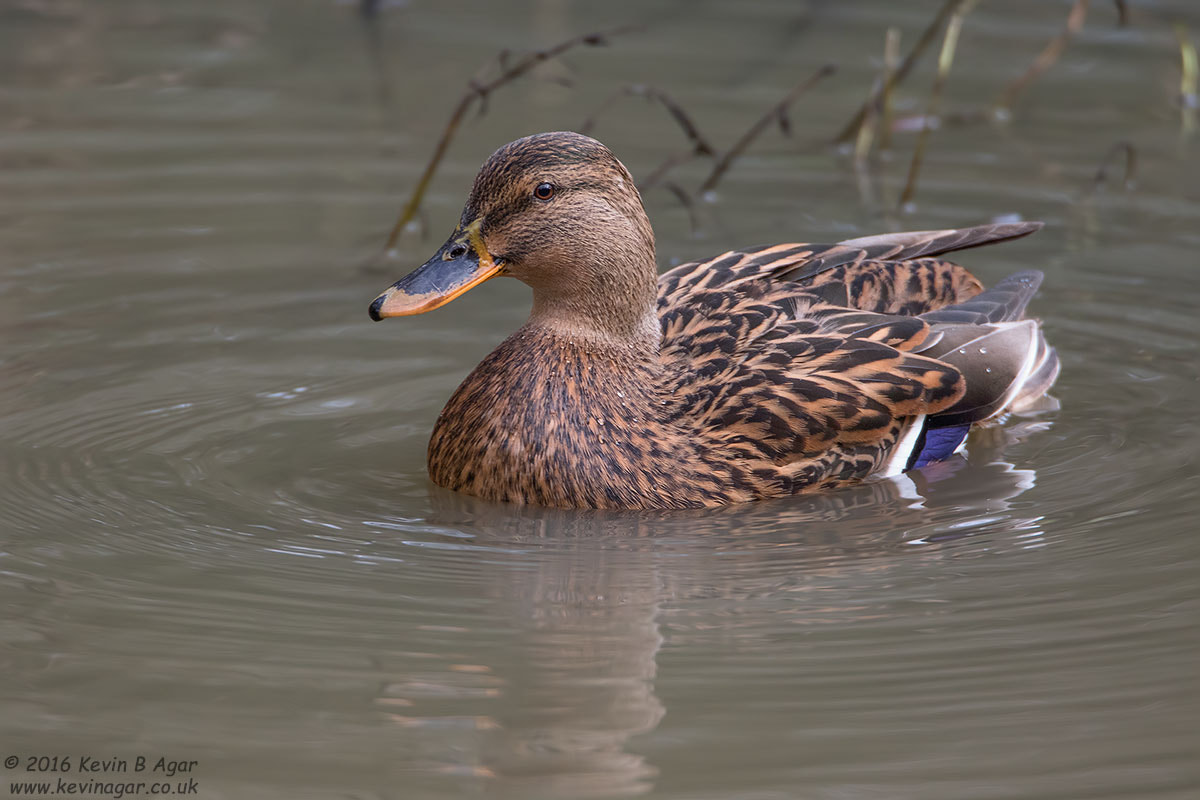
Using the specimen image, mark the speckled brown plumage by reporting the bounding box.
[373,132,1059,509]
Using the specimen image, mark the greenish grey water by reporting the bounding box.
[2,1,1198,798]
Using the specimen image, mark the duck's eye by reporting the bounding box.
[533,182,555,201]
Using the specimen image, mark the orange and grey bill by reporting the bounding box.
[369,226,501,320]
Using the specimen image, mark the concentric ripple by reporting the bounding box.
[3,1,1199,798]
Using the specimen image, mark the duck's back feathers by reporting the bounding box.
[658,280,965,496]
[830,221,1044,263]
[655,223,1055,497]
[659,222,1041,307]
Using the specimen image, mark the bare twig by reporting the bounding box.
[1175,23,1198,137]
[1089,141,1137,193]
[1113,0,1130,27]
[641,151,700,190]
[579,84,715,156]
[580,85,716,190]
[834,0,964,145]
[380,25,638,252]
[662,181,702,233]
[994,0,1089,114]
[899,0,977,209]
[698,63,836,195]
[854,27,901,164]
[878,27,902,152]
[577,88,625,134]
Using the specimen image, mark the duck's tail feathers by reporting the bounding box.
[879,312,1059,477]
[913,266,1059,425]
[882,268,1059,475]
[917,319,1042,427]
[890,322,1058,475]
[1009,333,1061,414]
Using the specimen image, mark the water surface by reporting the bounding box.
[2,1,1198,798]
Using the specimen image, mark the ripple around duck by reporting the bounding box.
[3,0,1198,797]
[4,235,1193,596]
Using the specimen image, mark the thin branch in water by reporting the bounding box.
[662,181,702,233]
[379,25,639,254]
[577,88,625,135]
[1088,141,1137,193]
[1113,0,1130,27]
[776,106,792,137]
[1175,23,1198,137]
[994,0,1089,115]
[854,27,901,164]
[579,84,715,156]
[473,26,640,97]
[698,63,836,195]
[899,0,977,210]
[641,151,699,190]
[878,26,902,152]
[833,0,964,145]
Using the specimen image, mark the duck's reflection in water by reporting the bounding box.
[395,425,1048,797]
[473,545,665,798]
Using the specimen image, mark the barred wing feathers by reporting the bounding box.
[654,223,1052,492]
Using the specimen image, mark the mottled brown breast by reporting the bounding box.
[426,325,742,509]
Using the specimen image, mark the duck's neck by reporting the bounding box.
[526,242,661,355]
[526,303,662,362]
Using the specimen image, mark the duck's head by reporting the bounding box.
[369,132,658,340]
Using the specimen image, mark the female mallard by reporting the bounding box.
[370,131,1058,509]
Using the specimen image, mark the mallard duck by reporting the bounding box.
[369,131,1059,509]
